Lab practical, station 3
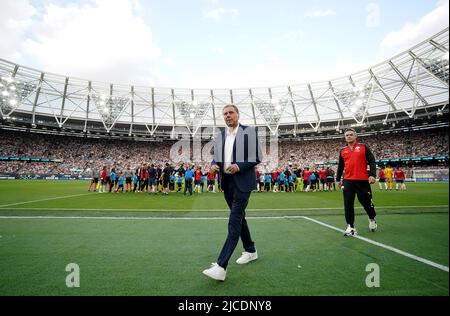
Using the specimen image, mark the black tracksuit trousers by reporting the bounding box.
[342,180,376,227]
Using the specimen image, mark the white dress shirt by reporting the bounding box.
[223,125,238,174]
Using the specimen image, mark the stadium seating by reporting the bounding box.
[0,128,448,176]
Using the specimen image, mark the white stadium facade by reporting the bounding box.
[0,28,448,141]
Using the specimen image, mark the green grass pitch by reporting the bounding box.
[0,180,448,295]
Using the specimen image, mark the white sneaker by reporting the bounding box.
[344,225,358,236]
[369,219,378,232]
[236,251,258,264]
[202,263,226,281]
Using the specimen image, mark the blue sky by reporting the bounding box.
[0,0,448,88]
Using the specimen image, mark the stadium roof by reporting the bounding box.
[0,28,448,137]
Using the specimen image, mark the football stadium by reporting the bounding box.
[0,4,448,301]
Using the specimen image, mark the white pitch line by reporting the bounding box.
[0,205,447,212]
[301,216,449,273]
[0,193,92,208]
[0,213,448,272]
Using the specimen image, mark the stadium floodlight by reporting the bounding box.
[274,102,282,112]
[254,98,288,134]
[269,98,284,113]
[175,100,212,135]
[333,83,374,123]
[0,75,36,118]
[421,55,449,83]
[91,93,131,132]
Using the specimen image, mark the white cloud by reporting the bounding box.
[381,2,449,54]
[212,47,225,55]
[0,0,36,61]
[204,8,239,21]
[305,9,336,18]
[162,57,176,68]
[130,0,143,12]
[365,3,380,28]
[21,0,162,86]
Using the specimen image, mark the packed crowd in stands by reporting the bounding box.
[0,128,448,177]
[276,131,448,167]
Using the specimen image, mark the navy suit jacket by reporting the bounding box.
[212,124,262,192]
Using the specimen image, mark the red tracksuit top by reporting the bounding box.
[336,143,376,181]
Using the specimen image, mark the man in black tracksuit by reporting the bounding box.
[336,128,378,236]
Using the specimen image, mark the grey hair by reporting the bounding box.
[222,104,239,115]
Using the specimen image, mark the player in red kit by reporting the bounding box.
[271,169,279,192]
[394,167,407,191]
[207,170,216,193]
[302,168,312,192]
[194,166,202,194]
[100,166,107,193]
[378,167,387,191]
[336,128,378,236]
[319,167,328,191]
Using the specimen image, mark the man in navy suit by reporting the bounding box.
[202,104,262,281]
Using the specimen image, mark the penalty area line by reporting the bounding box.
[301,215,449,273]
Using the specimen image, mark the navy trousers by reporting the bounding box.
[184,179,192,195]
[217,179,256,269]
